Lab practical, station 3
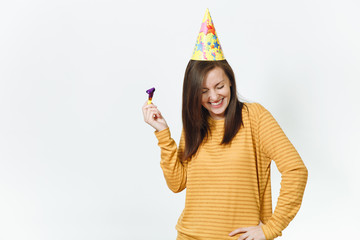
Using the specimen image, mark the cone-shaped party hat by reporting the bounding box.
[191,9,225,61]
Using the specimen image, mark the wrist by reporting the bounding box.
[156,126,168,132]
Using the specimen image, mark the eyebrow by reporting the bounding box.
[202,80,225,89]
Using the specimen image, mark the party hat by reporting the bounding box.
[191,9,225,61]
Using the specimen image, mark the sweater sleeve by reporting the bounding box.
[257,106,308,240]
[155,128,187,193]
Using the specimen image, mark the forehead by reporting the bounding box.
[202,67,229,87]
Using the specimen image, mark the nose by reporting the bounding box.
[208,89,218,101]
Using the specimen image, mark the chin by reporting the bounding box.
[210,103,228,115]
[203,98,230,119]
[209,108,227,119]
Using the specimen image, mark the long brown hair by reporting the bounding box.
[182,59,245,161]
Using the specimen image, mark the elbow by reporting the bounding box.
[284,163,308,183]
[171,189,183,194]
[168,183,186,193]
[295,164,308,185]
[300,164,308,180]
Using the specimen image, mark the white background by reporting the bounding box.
[0,0,359,239]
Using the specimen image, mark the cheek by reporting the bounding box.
[220,88,231,98]
[225,87,231,98]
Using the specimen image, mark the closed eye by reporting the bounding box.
[217,85,224,89]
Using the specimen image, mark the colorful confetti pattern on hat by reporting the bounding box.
[191,9,225,61]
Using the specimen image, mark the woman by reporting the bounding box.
[142,10,307,240]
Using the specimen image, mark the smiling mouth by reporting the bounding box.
[210,98,223,106]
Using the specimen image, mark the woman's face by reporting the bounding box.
[201,67,231,120]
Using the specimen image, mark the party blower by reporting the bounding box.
[146,87,155,105]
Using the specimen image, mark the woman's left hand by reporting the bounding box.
[229,222,266,240]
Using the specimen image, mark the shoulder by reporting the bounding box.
[241,102,278,135]
[242,102,268,118]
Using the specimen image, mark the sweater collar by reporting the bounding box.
[208,116,225,130]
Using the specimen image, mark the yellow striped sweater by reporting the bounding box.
[155,102,308,240]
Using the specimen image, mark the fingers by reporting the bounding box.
[142,101,169,131]
[142,102,160,121]
[145,108,161,123]
[143,100,157,108]
[229,228,248,236]
[237,233,250,240]
[142,103,158,116]
[231,226,265,240]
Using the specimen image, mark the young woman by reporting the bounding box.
[142,10,307,240]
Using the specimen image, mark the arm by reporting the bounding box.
[258,107,308,239]
[155,128,187,193]
[142,101,186,192]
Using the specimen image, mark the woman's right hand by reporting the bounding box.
[142,101,168,132]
